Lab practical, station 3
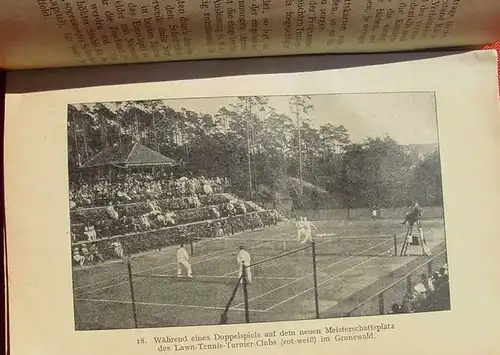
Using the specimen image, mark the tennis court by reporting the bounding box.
[73,219,446,330]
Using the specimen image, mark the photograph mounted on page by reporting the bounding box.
[68,92,450,330]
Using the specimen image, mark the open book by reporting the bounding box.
[2,0,500,354]
[3,50,500,355]
[1,0,500,69]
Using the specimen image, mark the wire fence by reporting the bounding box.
[293,206,444,221]
[119,235,404,327]
[76,231,443,329]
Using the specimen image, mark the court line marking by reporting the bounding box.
[74,297,267,313]
[74,230,293,290]
[232,238,392,308]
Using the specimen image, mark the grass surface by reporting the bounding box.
[73,219,447,330]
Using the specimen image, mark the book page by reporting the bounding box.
[4,50,500,355]
[1,0,500,69]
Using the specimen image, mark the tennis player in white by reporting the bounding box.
[295,217,306,242]
[237,246,252,284]
[301,217,317,243]
[177,244,193,278]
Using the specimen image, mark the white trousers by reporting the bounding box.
[297,229,306,242]
[177,259,192,277]
[302,230,313,243]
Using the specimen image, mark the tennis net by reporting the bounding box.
[188,236,290,257]
[312,235,397,257]
[188,234,398,258]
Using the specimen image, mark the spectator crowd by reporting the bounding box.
[69,173,229,209]
[70,172,284,268]
[71,196,264,242]
[389,263,450,314]
[72,208,282,268]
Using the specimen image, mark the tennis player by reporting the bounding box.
[301,217,317,243]
[295,217,306,242]
[177,244,193,278]
[237,246,252,284]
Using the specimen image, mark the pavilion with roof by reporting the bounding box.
[80,142,179,169]
[77,142,181,181]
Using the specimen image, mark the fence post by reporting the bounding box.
[126,257,138,328]
[189,234,194,256]
[406,275,413,295]
[219,274,244,324]
[311,240,320,319]
[157,231,163,252]
[242,264,250,323]
[393,234,397,257]
[119,235,126,256]
[378,292,385,315]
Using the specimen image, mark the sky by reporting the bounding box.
[105,92,439,145]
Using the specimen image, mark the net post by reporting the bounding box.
[427,259,433,277]
[126,256,138,328]
[242,264,250,323]
[378,292,385,315]
[220,274,244,324]
[406,275,413,295]
[311,240,320,319]
[393,234,398,257]
[189,235,194,256]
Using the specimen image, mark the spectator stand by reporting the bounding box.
[71,208,280,268]
[70,142,284,269]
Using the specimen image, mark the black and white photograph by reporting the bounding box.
[68,92,449,331]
